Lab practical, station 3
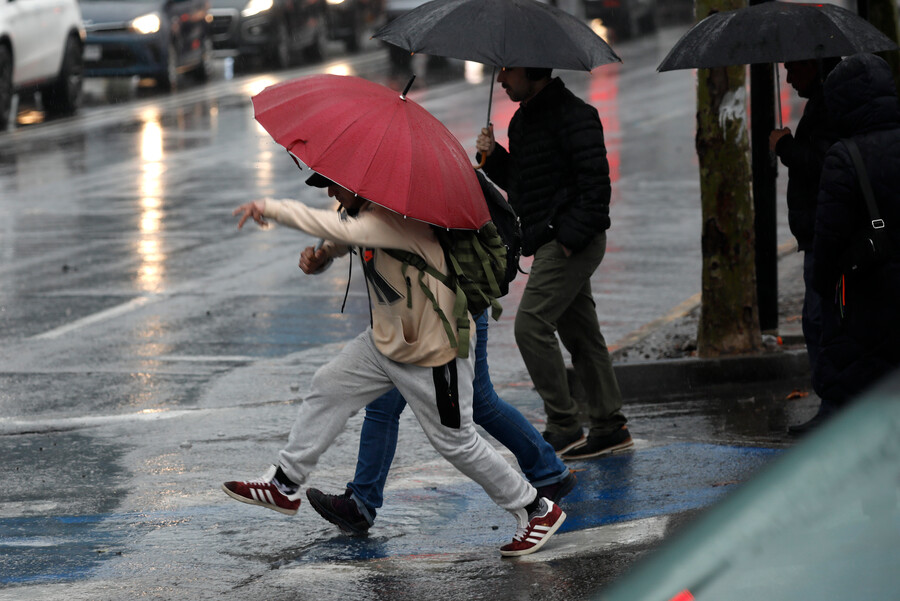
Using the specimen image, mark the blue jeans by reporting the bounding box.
[347,312,569,523]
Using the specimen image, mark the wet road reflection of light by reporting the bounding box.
[464,61,486,85]
[589,19,611,44]
[243,76,279,99]
[325,62,353,77]
[138,110,167,293]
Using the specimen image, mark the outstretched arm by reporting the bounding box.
[233,200,268,229]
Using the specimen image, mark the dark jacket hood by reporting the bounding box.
[824,53,900,137]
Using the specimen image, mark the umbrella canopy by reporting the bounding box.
[658,1,900,72]
[252,74,490,230]
[373,0,620,71]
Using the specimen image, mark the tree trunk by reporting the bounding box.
[868,0,900,94]
[695,0,762,357]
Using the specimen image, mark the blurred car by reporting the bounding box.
[208,0,326,69]
[599,370,900,601]
[80,0,214,91]
[0,0,84,127]
[325,0,366,53]
[583,0,657,41]
[380,0,427,70]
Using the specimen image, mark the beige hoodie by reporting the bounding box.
[264,198,471,367]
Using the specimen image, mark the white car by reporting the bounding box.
[0,0,85,129]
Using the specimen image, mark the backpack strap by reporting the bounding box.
[843,138,885,231]
[383,248,472,358]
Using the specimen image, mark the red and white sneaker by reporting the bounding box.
[221,465,302,516]
[500,497,566,557]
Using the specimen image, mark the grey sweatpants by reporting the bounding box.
[278,328,537,513]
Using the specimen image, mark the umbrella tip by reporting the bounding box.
[400,75,416,100]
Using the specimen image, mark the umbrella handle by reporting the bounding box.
[473,68,496,170]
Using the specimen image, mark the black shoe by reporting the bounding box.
[305,488,372,535]
[788,404,836,435]
[542,429,586,454]
[535,472,577,504]
[561,426,633,460]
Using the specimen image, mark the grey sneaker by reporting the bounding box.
[542,429,586,454]
[561,426,633,460]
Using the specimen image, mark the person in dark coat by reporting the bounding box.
[810,52,900,423]
[475,68,630,459]
[770,58,842,433]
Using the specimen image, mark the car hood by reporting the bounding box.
[80,1,163,26]
[209,0,249,10]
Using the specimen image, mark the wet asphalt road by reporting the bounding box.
[0,26,809,601]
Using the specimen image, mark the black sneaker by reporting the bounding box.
[535,472,577,504]
[561,426,633,460]
[542,429,586,454]
[306,488,372,535]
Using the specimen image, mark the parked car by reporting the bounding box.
[583,0,657,41]
[208,0,326,69]
[80,0,214,91]
[0,0,85,127]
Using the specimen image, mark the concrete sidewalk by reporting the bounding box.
[608,242,817,415]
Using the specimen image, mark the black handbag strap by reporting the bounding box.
[842,138,885,232]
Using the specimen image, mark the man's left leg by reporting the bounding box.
[307,389,407,534]
[222,330,394,515]
[388,340,565,556]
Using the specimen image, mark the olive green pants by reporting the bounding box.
[514,233,626,437]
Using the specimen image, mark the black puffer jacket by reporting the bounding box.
[775,81,839,251]
[481,78,611,256]
[811,53,900,404]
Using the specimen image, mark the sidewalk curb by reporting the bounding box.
[612,349,811,402]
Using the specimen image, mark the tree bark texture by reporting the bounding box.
[694,0,762,357]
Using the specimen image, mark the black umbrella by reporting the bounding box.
[373,0,620,166]
[374,0,620,71]
[658,1,899,72]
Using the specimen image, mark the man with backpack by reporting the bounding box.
[299,174,575,536]
[224,173,565,557]
[476,67,632,459]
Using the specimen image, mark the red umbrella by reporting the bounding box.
[251,74,489,230]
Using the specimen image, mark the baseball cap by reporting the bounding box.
[305,172,334,188]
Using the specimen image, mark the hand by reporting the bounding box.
[298,245,329,274]
[769,128,791,152]
[476,125,496,157]
[232,200,267,229]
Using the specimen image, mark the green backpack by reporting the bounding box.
[385,221,508,359]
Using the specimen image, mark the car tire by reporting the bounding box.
[0,45,12,130]
[269,20,293,69]
[41,34,84,116]
[159,41,179,91]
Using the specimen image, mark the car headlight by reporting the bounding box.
[130,13,161,35]
[242,0,274,17]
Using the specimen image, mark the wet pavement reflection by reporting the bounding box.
[0,25,812,600]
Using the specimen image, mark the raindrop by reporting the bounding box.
[180,441,193,449]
